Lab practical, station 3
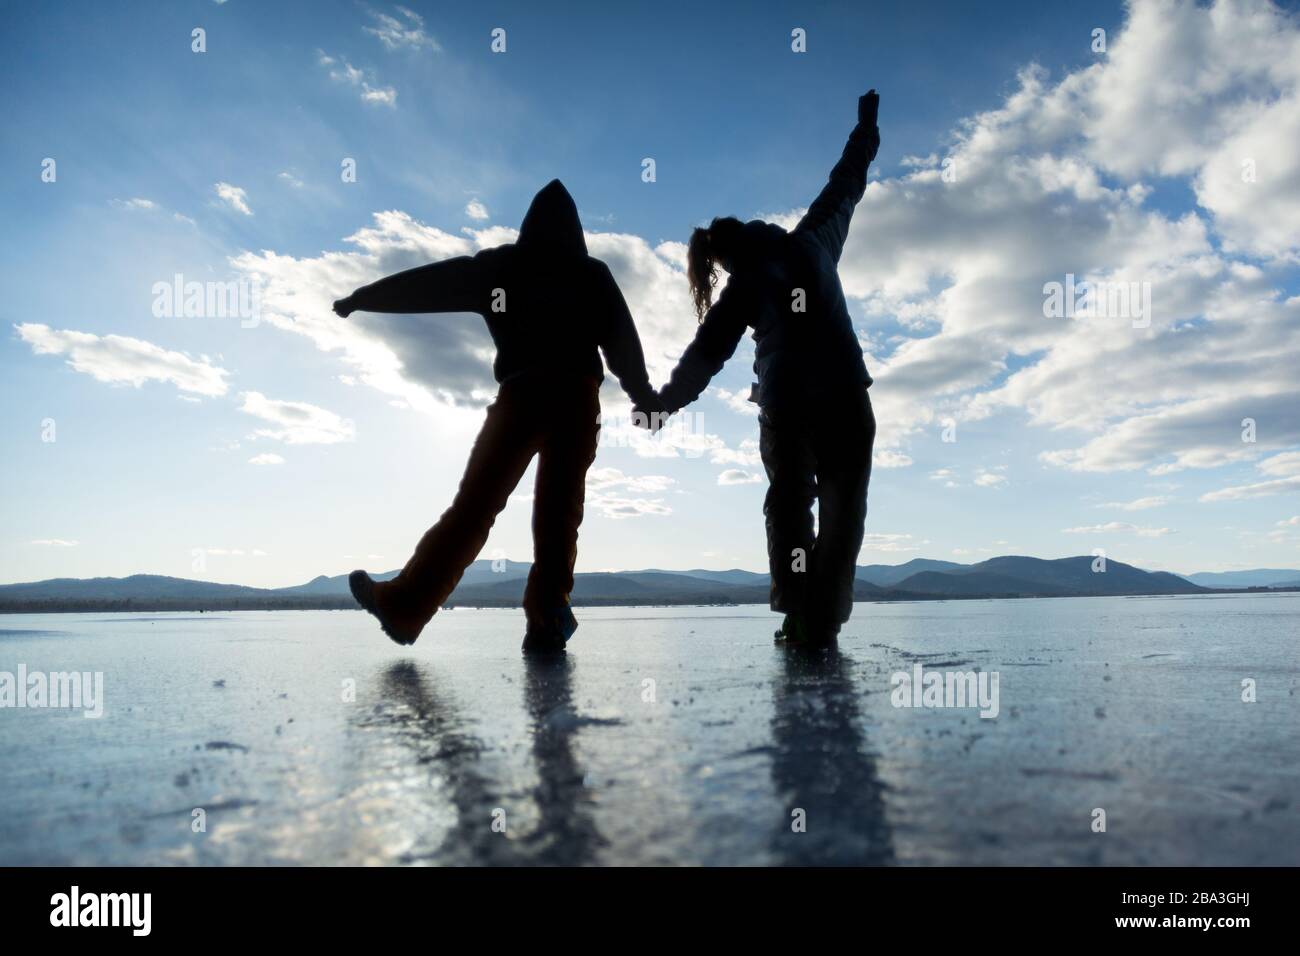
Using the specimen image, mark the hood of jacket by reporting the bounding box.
[516,179,588,257]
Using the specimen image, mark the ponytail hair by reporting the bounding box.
[687,216,743,322]
[687,227,716,322]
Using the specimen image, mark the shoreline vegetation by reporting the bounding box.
[2,587,1298,615]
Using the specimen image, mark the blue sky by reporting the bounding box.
[2,0,1299,587]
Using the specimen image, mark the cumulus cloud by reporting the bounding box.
[710,386,758,416]
[717,468,762,486]
[249,453,286,465]
[239,391,355,444]
[214,182,252,216]
[583,467,675,518]
[709,438,761,468]
[234,0,1299,498]
[829,0,1300,479]
[973,468,1008,488]
[1200,450,1300,500]
[318,50,397,107]
[874,450,914,468]
[230,212,700,413]
[364,7,439,51]
[110,197,156,211]
[586,467,674,493]
[464,200,489,221]
[929,467,958,488]
[15,323,229,397]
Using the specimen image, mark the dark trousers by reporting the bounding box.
[760,387,875,628]
[386,376,601,629]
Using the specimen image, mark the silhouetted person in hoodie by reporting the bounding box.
[334,180,661,653]
[653,92,881,647]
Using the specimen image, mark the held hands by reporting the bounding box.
[858,89,881,163]
[632,390,669,434]
[332,296,354,318]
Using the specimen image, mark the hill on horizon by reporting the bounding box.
[2,553,1280,613]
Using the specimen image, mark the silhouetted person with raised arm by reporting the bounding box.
[652,92,881,647]
[334,180,662,653]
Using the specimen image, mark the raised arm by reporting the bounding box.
[595,263,659,411]
[792,90,881,264]
[333,253,492,317]
[657,277,753,415]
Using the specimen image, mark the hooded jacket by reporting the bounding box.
[346,179,657,407]
[659,124,875,412]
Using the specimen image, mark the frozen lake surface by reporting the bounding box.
[1,593,1297,865]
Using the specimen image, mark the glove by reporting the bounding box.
[859,90,881,163]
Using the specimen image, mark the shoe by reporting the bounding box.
[349,570,424,646]
[775,613,838,649]
[774,613,808,643]
[522,605,578,655]
[801,618,841,649]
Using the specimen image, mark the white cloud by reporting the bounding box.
[464,200,489,221]
[215,182,252,216]
[364,8,440,51]
[31,539,78,547]
[710,386,758,416]
[588,495,672,519]
[717,468,762,486]
[709,438,761,468]
[1200,450,1300,500]
[928,467,959,488]
[1062,522,1174,537]
[584,468,676,517]
[239,391,355,445]
[319,50,397,107]
[278,171,304,188]
[110,197,156,211]
[1258,451,1300,477]
[822,0,1300,481]
[249,453,286,466]
[973,469,1008,488]
[1201,475,1300,501]
[229,209,714,419]
[586,467,674,494]
[874,450,913,468]
[1098,495,1173,511]
[237,0,1300,500]
[360,85,397,107]
[861,533,921,553]
[16,323,229,397]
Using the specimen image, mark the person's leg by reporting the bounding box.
[760,405,818,621]
[808,388,876,634]
[523,381,601,647]
[381,386,540,629]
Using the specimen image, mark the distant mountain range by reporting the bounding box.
[2,555,1295,613]
[1181,568,1300,589]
